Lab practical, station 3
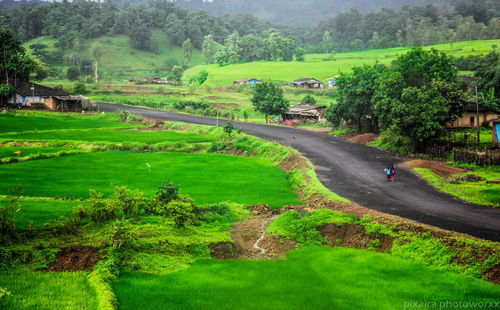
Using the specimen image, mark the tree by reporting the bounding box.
[373,48,467,151]
[169,66,183,84]
[0,26,35,82]
[164,13,186,46]
[130,22,153,51]
[251,81,289,123]
[225,33,241,64]
[295,47,305,61]
[90,41,103,83]
[326,64,386,132]
[182,38,192,68]
[67,66,80,81]
[202,34,215,64]
[322,30,333,53]
[474,51,500,102]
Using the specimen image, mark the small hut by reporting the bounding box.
[283,104,327,125]
[290,78,323,89]
[234,78,261,85]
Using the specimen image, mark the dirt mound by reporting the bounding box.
[48,247,103,271]
[347,133,379,145]
[404,159,466,178]
[485,263,500,284]
[208,242,241,259]
[247,204,271,215]
[455,174,483,182]
[319,223,394,252]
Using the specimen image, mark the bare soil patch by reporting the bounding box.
[319,223,394,252]
[404,159,465,178]
[48,247,103,271]
[346,133,379,145]
[208,242,241,259]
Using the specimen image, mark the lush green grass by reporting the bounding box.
[24,30,222,81]
[0,112,133,133]
[185,39,500,87]
[0,152,302,207]
[113,247,500,310]
[0,146,71,160]
[0,271,97,309]
[413,167,500,207]
[0,128,218,144]
[1,198,81,229]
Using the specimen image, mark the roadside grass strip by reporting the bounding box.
[413,168,500,208]
[0,271,97,309]
[113,247,500,310]
[0,152,302,208]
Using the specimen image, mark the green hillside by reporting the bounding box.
[184,39,500,87]
[23,30,222,82]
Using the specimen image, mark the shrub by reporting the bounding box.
[0,186,23,235]
[109,220,137,250]
[156,180,179,205]
[44,216,80,235]
[301,95,317,105]
[87,190,117,224]
[164,194,197,227]
[111,186,145,216]
[73,81,87,95]
[223,121,233,135]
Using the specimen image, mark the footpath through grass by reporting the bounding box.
[113,247,500,310]
[0,151,302,208]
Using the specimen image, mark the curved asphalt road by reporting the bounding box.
[98,102,500,241]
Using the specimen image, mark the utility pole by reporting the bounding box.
[216,110,219,127]
[475,86,480,150]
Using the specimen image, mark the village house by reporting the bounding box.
[282,104,327,125]
[448,104,500,128]
[4,78,87,111]
[290,78,323,89]
[233,78,262,85]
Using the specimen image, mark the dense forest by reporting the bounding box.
[172,0,452,27]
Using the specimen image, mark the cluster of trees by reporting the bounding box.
[215,30,299,66]
[306,2,500,52]
[173,0,448,27]
[325,48,471,152]
[0,0,272,53]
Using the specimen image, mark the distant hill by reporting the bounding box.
[23,30,221,82]
[172,0,452,26]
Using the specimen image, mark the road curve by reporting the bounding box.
[98,102,500,242]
